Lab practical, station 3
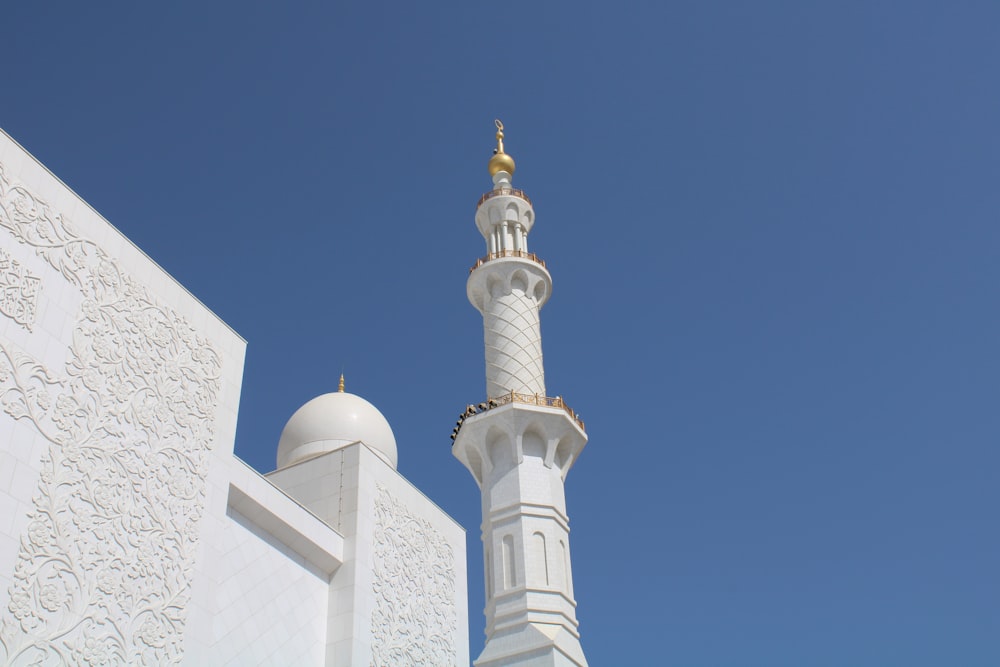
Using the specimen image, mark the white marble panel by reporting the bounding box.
[203,507,329,666]
[0,128,247,665]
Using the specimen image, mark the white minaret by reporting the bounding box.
[453,121,588,667]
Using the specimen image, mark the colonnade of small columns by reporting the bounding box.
[487,219,529,256]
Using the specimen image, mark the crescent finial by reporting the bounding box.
[494,119,505,154]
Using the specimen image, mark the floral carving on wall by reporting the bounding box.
[0,162,221,665]
[371,485,457,667]
[0,247,40,331]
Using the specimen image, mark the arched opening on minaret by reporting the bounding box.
[486,429,512,470]
[487,274,503,299]
[554,436,574,470]
[533,280,546,303]
[522,430,545,460]
[465,447,484,487]
[533,531,550,586]
[502,534,516,590]
[510,270,528,295]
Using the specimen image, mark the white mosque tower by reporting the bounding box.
[452,121,589,667]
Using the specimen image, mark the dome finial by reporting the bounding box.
[488,118,516,177]
[495,119,505,153]
[338,373,345,392]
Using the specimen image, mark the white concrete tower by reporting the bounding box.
[453,121,588,667]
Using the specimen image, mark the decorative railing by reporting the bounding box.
[451,390,585,442]
[477,187,532,208]
[469,250,546,274]
[491,391,584,429]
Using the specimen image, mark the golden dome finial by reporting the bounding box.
[495,119,505,153]
[338,373,345,393]
[488,118,516,177]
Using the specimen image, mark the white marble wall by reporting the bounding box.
[182,455,344,665]
[0,129,246,665]
[269,443,470,667]
[368,451,469,667]
[200,506,328,665]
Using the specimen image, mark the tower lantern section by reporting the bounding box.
[453,121,589,667]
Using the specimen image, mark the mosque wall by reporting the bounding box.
[0,128,469,666]
[268,443,470,667]
[366,448,469,667]
[194,505,329,665]
[0,130,246,665]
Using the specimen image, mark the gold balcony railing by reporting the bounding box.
[491,391,584,430]
[469,250,546,274]
[477,187,532,208]
[452,391,585,441]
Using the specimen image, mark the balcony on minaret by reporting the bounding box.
[452,392,587,487]
[469,250,546,274]
[478,187,532,208]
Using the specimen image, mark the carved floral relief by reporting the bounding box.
[0,248,40,332]
[0,162,221,665]
[371,485,457,667]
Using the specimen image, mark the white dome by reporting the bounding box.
[277,391,397,469]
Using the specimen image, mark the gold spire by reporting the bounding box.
[338,373,345,392]
[495,119,506,153]
[488,119,516,177]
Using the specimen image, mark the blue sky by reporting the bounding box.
[4,1,999,664]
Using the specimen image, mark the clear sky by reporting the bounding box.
[3,1,998,664]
